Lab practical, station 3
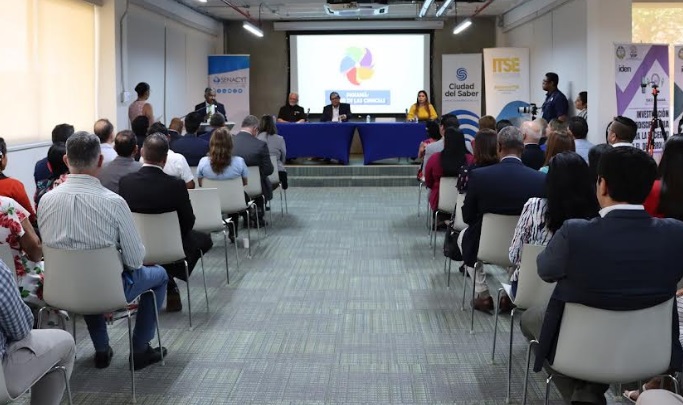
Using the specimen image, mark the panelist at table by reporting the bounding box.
[195,87,226,121]
[407,90,438,122]
[277,92,307,123]
[320,92,351,122]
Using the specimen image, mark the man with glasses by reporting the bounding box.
[607,115,638,147]
[541,72,569,122]
[321,92,352,122]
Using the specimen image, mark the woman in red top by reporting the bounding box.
[0,138,35,224]
[425,128,474,212]
[644,135,683,218]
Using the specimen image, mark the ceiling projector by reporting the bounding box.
[324,0,389,16]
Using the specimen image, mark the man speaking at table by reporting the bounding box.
[277,92,307,123]
[320,92,351,122]
[195,88,226,122]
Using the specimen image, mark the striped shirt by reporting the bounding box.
[0,260,33,357]
[508,197,553,266]
[37,174,145,269]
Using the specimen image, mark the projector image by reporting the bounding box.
[324,0,390,16]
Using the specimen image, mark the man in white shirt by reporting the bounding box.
[94,118,117,165]
[607,115,637,147]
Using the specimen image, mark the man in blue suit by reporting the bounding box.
[521,147,683,405]
[170,112,209,167]
[320,92,352,122]
[460,126,546,312]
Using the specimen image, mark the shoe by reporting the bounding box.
[498,295,514,314]
[471,296,494,313]
[129,346,167,371]
[95,346,114,369]
[459,264,471,278]
[166,287,182,312]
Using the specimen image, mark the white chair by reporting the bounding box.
[0,359,72,405]
[461,213,519,333]
[244,166,266,238]
[268,155,287,217]
[443,192,467,286]
[0,243,15,279]
[188,188,238,283]
[522,298,679,404]
[431,177,459,258]
[40,245,162,403]
[132,212,209,330]
[202,178,257,258]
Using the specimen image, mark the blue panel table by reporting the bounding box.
[356,122,427,164]
[276,122,356,164]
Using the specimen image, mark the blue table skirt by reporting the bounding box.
[276,122,427,165]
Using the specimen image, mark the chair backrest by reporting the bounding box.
[477,213,520,267]
[552,298,674,384]
[244,166,262,198]
[202,178,248,215]
[43,246,128,314]
[374,117,396,123]
[513,244,555,309]
[188,188,224,233]
[0,363,10,402]
[437,177,459,213]
[453,193,467,231]
[268,156,280,185]
[132,212,186,264]
[0,243,15,276]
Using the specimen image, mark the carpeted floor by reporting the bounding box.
[22,187,622,404]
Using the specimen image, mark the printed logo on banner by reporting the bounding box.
[616,46,626,60]
[630,45,638,59]
[456,68,468,81]
[340,47,374,86]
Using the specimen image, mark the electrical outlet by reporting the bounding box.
[121,91,131,103]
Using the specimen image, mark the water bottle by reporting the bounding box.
[366,115,371,123]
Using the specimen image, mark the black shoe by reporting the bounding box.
[130,346,167,371]
[95,346,114,369]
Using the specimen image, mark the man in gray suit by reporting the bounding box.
[97,130,143,194]
[232,115,274,226]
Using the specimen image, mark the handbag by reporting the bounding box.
[443,221,463,261]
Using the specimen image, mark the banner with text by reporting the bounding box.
[442,54,482,150]
[483,48,530,125]
[208,55,250,130]
[614,44,670,152]
[674,45,683,135]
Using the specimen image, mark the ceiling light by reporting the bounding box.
[243,21,264,37]
[418,0,434,18]
[435,0,453,17]
[453,18,472,35]
[197,0,207,3]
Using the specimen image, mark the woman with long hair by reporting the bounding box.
[508,152,599,297]
[257,115,288,190]
[539,130,575,173]
[424,128,474,212]
[407,90,438,122]
[417,120,441,180]
[128,82,154,125]
[457,129,499,193]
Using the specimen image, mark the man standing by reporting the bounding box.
[194,87,226,122]
[39,131,168,370]
[607,115,638,147]
[119,134,212,312]
[320,92,352,122]
[541,72,569,123]
[520,120,545,170]
[521,147,683,404]
[97,130,143,194]
[94,118,117,165]
[171,112,209,167]
[460,126,546,312]
[34,123,74,184]
[277,93,307,123]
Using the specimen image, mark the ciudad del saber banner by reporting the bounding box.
[442,54,482,151]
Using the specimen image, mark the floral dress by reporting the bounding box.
[0,196,44,306]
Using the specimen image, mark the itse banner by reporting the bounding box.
[483,48,530,124]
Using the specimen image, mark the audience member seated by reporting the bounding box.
[423,114,460,171]
[568,116,593,161]
[34,123,74,184]
[407,90,438,122]
[456,129,499,194]
[232,115,274,227]
[35,143,68,209]
[535,117,549,146]
[540,119,568,152]
[94,118,117,165]
[425,129,473,214]
[539,130,575,173]
[587,143,612,183]
[197,128,249,241]
[0,138,36,224]
[508,152,599,298]
[38,131,168,370]
[120,134,212,313]
[199,112,226,142]
[277,93,307,123]
[575,91,588,120]
[131,115,149,161]
[520,120,545,170]
[97,130,142,194]
[0,260,75,405]
[171,112,209,167]
[140,125,195,189]
[460,126,546,313]
[416,121,441,180]
[607,115,638,147]
[168,118,183,144]
[257,115,288,190]
[478,115,496,131]
[520,146,683,405]
[495,119,513,133]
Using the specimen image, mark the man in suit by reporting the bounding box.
[97,130,142,194]
[34,123,74,184]
[232,115,274,226]
[320,92,352,122]
[119,134,213,312]
[171,112,209,167]
[520,146,683,405]
[520,120,545,170]
[460,126,546,312]
[194,87,226,122]
[168,118,184,144]
[199,112,226,142]
[607,115,638,147]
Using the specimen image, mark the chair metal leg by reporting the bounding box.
[522,340,539,405]
[431,210,439,256]
[147,290,164,366]
[199,252,209,313]
[268,198,273,230]
[261,196,267,237]
[246,207,253,259]
[284,189,288,214]
[461,265,468,311]
[492,287,504,363]
[37,307,48,329]
[222,229,230,284]
[55,365,73,405]
[228,221,239,271]
[446,258,452,287]
[470,262,479,334]
[506,308,516,403]
[279,187,284,216]
[545,374,554,405]
[127,314,136,403]
[417,182,422,218]
[72,314,77,348]
[184,261,192,330]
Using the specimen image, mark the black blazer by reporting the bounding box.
[521,144,545,170]
[534,209,683,372]
[194,102,226,120]
[320,103,352,122]
[461,158,546,266]
[118,166,195,239]
[232,131,274,200]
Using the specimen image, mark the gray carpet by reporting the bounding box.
[22,187,621,404]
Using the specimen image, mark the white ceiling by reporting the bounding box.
[175,0,528,21]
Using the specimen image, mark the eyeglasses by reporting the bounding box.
[331,96,340,100]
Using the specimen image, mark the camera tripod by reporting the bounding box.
[646,84,668,156]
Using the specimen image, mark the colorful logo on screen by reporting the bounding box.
[340,47,374,86]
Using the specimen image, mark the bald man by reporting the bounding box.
[94,118,117,165]
[520,120,545,170]
[277,92,307,123]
